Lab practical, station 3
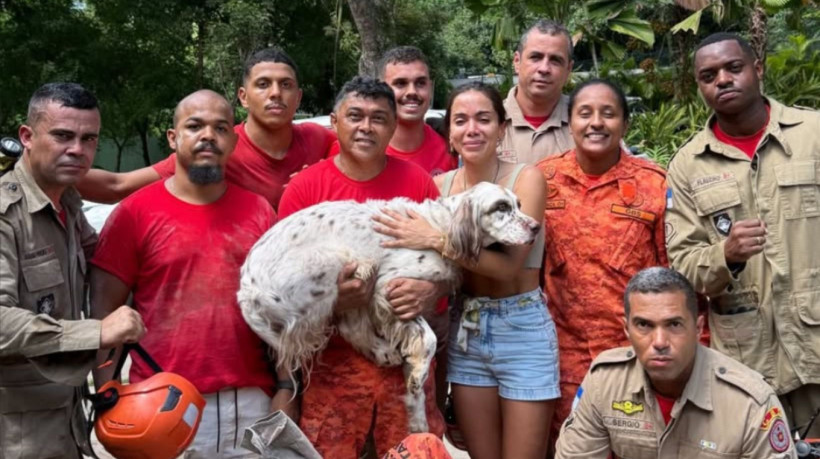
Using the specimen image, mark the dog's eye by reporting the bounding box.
[493,202,512,213]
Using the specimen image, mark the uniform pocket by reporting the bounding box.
[692,180,742,217]
[775,161,820,219]
[607,220,653,277]
[795,290,820,326]
[22,258,64,291]
[709,307,762,363]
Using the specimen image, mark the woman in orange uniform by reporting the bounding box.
[536,79,668,441]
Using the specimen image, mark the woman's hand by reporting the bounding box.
[372,208,443,251]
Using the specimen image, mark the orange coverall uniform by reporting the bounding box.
[536,150,669,440]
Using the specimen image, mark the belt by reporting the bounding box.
[455,290,543,352]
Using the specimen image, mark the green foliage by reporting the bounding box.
[625,101,710,167]
[764,34,820,108]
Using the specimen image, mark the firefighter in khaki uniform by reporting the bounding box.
[0,83,144,458]
[499,19,574,165]
[556,267,796,459]
[665,32,820,437]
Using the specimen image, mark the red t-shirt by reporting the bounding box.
[655,393,675,425]
[152,122,336,210]
[711,106,770,159]
[279,156,440,219]
[91,181,277,395]
[327,124,456,177]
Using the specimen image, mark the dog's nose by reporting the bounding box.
[529,221,541,235]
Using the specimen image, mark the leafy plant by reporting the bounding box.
[625,101,710,167]
[764,34,820,108]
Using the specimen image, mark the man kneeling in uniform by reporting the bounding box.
[555,267,796,458]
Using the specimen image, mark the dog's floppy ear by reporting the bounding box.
[447,193,483,263]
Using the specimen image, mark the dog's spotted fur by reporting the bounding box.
[237,182,540,432]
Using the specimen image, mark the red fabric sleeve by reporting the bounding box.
[277,177,308,220]
[152,154,176,179]
[90,204,141,287]
[322,129,338,158]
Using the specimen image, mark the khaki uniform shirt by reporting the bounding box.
[665,99,820,394]
[498,87,573,165]
[556,345,796,459]
[0,160,100,456]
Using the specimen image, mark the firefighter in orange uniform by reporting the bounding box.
[536,79,669,442]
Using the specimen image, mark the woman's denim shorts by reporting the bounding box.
[446,288,560,401]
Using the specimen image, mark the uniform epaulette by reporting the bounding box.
[589,346,636,372]
[711,350,771,405]
[0,180,23,214]
[667,130,703,167]
[635,157,667,178]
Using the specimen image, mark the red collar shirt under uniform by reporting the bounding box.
[152,122,336,210]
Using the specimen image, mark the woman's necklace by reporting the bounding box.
[462,159,500,191]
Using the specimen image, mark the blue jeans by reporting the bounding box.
[447,288,560,401]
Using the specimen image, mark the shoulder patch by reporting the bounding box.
[713,353,771,405]
[0,181,24,214]
[590,347,636,372]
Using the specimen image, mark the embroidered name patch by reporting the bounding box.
[602,416,654,436]
[612,400,644,415]
[611,204,656,223]
[545,200,566,210]
[692,172,735,190]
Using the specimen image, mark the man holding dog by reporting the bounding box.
[0,82,146,458]
[555,267,796,458]
[91,90,277,457]
[276,76,446,458]
[77,47,336,210]
[665,32,820,437]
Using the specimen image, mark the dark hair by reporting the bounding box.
[243,47,299,83]
[568,78,630,122]
[377,46,429,79]
[517,19,573,60]
[443,82,506,156]
[27,82,99,126]
[333,76,396,115]
[695,32,757,62]
[624,267,698,320]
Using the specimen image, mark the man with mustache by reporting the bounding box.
[555,267,796,458]
[499,19,574,165]
[78,47,336,211]
[274,76,446,458]
[665,32,820,437]
[90,90,277,458]
[0,82,145,458]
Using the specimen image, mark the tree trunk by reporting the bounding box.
[749,4,767,68]
[346,0,394,76]
[136,120,151,167]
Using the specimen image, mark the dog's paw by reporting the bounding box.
[353,259,378,282]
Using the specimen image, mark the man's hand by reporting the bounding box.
[271,388,300,422]
[724,218,767,264]
[387,278,439,321]
[99,306,146,349]
[334,262,376,314]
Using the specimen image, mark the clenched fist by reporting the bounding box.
[100,306,146,349]
[724,218,767,264]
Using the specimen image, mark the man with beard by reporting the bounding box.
[78,48,335,210]
[0,82,145,459]
[665,32,820,437]
[555,267,795,458]
[90,90,277,458]
[499,19,574,165]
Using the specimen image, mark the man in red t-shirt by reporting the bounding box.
[90,90,276,458]
[327,46,456,177]
[275,76,447,458]
[77,48,335,210]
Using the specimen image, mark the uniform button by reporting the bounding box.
[627,351,634,358]
[719,367,726,374]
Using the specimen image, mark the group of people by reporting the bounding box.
[1,15,817,459]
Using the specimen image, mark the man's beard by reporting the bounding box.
[188,164,224,184]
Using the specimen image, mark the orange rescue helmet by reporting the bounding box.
[94,371,205,459]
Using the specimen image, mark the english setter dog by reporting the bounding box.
[237,182,540,432]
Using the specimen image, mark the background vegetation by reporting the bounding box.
[1,0,817,169]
